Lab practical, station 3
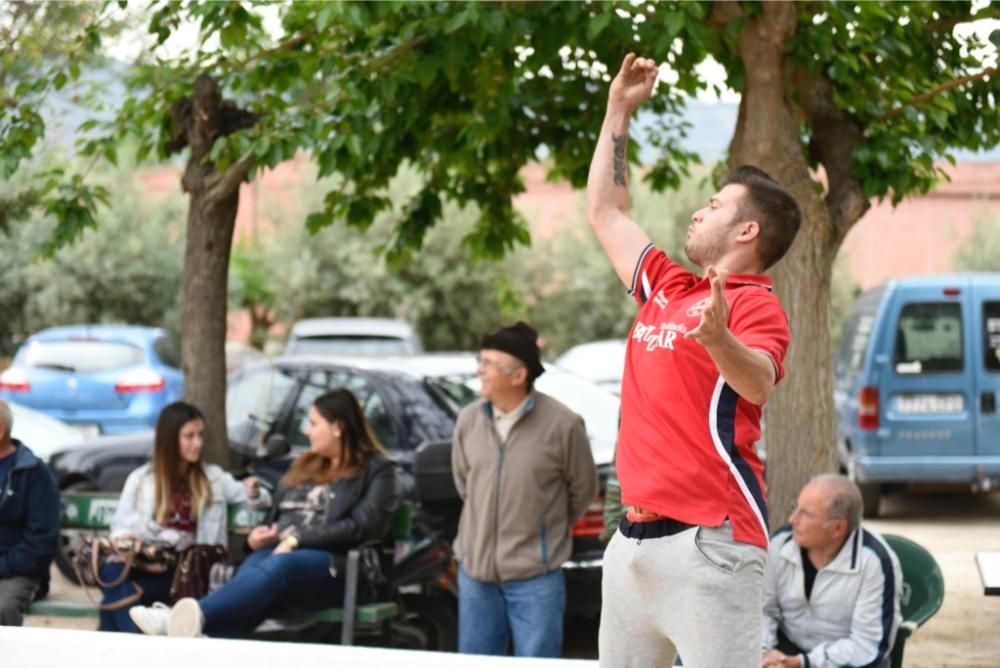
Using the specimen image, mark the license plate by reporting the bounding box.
[895,394,964,415]
[71,424,101,440]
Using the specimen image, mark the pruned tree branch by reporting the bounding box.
[793,67,869,244]
[879,66,999,122]
[207,154,254,202]
[168,73,260,198]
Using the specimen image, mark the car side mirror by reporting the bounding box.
[262,433,291,460]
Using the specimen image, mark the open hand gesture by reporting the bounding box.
[609,53,658,112]
[685,266,730,347]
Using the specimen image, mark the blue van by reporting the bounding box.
[835,274,1000,516]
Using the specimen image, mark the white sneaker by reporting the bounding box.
[129,602,171,635]
[167,597,205,637]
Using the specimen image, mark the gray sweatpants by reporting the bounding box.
[598,521,766,668]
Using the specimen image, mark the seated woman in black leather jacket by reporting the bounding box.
[129,388,402,637]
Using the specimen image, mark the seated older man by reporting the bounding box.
[761,474,902,668]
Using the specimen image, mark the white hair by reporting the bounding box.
[811,473,863,534]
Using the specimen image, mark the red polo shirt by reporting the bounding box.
[617,244,790,548]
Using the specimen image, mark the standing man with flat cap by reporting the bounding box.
[452,322,598,658]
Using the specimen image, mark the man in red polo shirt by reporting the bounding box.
[587,54,803,667]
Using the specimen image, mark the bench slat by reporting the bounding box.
[28,599,100,618]
[28,598,398,625]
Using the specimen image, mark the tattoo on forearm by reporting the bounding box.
[612,134,627,186]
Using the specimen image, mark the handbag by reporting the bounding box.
[169,544,228,604]
[72,535,178,610]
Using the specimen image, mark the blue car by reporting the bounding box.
[0,324,183,436]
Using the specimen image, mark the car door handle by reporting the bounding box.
[982,392,996,415]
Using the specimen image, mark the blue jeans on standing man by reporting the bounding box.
[458,565,565,657]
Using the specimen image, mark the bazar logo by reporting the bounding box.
[632,321,688,352]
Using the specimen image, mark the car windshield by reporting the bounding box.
[21,340,144,373]
[287,336,411,357]
[9,402,83,461]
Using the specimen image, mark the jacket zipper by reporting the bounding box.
[0,459,20,511]
[493,444,504,583]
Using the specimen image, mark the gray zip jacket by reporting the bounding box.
[763,525,903,668]
[452,391,598,583]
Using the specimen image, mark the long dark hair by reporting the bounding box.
[152,401,211,524]
[282,388,388,486]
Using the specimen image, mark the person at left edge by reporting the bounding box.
[0,399,60,626]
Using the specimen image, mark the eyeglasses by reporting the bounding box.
[475,353,523,375]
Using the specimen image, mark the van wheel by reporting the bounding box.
[858,483,881,518]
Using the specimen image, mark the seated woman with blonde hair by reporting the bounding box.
[130,388,402,637]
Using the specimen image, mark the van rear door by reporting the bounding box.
[878,282,975,461]
[974,280,1000,459]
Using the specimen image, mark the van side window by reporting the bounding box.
[893,302,963,374]
[984,302,1000,372]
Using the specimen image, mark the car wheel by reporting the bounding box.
[54,479,101,585]
[399,592,457,652]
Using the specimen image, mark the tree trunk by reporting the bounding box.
[727,3,840,529]
[181,189,239,467]
[169,73,257,468]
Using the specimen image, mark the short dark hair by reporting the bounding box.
[722,165,802,269]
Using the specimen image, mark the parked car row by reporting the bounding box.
[46,353,620,619]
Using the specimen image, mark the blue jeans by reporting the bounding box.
[98,562,174,633]
[458,566,565,658]
[198,547,345,637]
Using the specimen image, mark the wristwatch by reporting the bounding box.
[284,532,300,550]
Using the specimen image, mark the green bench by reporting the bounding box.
[29,491,409,644]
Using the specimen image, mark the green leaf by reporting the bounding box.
[587,12,612,41]
[663,11,686,38]
[445,8,470,34]
[317,4,335,32]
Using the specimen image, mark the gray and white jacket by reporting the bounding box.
[110,463,270,547]
[762,525,902,668]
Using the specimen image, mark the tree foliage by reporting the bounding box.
[3,0,998,495]
[0,171,184,355]
[244,163,709,355]
[953,210,1000,272]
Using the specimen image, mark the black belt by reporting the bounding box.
[619,515,696,540]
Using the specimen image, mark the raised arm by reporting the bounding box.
[587,53,656,288]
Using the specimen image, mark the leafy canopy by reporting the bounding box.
[3,1,998,255]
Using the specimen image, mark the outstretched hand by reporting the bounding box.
[685,266,730,347]
[609,53,658,112]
